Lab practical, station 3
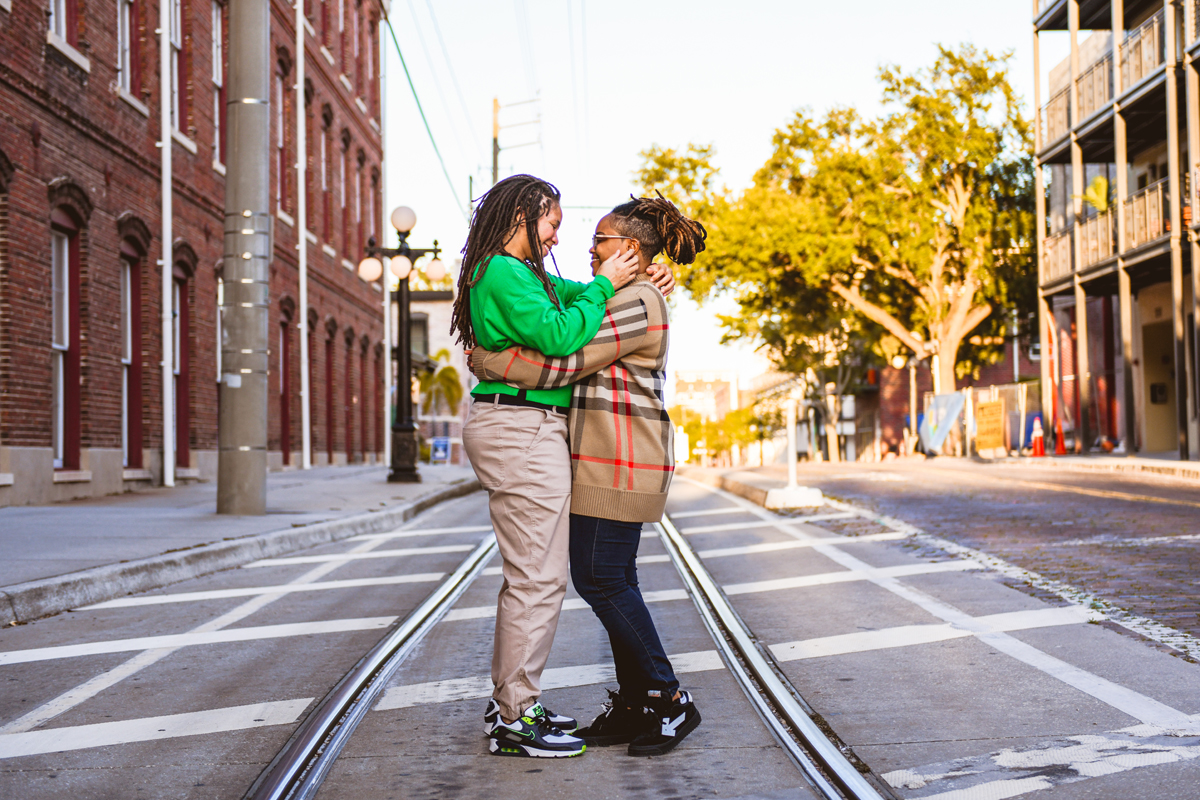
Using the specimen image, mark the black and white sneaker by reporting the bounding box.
[575,689,654,746]
[483,698,577,735]
[628,690,701,756]
[488,702,586,758]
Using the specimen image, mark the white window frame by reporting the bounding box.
[117,0,134,92]
[51,232,69,469]
[173,279,182,377]
[216,276,223,380]
[275,72,285,210]
[49,0,68,40]
[121,259,132,466]
[339,145,346,210]
[367,179,375,242]
[355,165,361,224]
[211,0,224,164]
[169,0,183,131]
[320,130,328,192]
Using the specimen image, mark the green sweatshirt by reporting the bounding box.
[468,254,614,408]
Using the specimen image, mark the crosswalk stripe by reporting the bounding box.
[770,607,1098,662]
[346,525,494,542]
[81,573,447,609]
[0,699,312,759]
[679,512,856,534]
[442,590,689,622]
[724,560,981,596]
[668,507,754,519]
[242,544,473,568]
[0,618,395,666]
[696,532,906,558]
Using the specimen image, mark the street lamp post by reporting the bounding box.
[358,206,443,484]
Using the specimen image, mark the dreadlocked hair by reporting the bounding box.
[609,191,707,265]
[450,174,563,348]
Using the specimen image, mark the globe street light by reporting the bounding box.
[358,207,442,483]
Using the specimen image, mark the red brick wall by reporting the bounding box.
[0,0,387,484]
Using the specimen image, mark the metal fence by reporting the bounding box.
[923,381,1044,457]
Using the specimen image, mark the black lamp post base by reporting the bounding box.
[388,427,422,483]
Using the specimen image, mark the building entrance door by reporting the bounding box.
[1141,321,1177,452]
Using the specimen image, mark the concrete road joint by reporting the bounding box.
[0,479,482,627]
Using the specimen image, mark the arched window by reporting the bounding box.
[321,106,333,242]
[344,326,356,462]
[275,56,291,215]
[340,130,350,257]
[374,342,384,455]
[279,298,295,466]
[50,207,82,470]
[325,317,338,463]
[211,0,227,166]
[355,149,365,267]
[117,213,152,470]
[359,335,369,463]
[172,245,197,469]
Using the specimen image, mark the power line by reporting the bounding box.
[402,0,476,169]
[384,17,468,219]
[512,0,538,97]
[580,0,590,172]
[567,0,581,163]
[424,0,483,161]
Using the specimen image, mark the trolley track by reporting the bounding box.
[242,502,894,800]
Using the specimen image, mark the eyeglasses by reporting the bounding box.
[591,234,634,247]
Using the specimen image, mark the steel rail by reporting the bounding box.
[655,515,885,800]
[245,534,498,800]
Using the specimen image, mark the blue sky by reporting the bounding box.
[382,0,1037,380]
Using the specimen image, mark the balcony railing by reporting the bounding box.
[1042,229,1073,282]
[1040,87,1070,147]
[1193,0,1200,45]
[1076,55,1113,121]
[1079,209,1115,267]
[1037,0,1057,15]
[1123,178,1167,250]
[1121,10,1166,90]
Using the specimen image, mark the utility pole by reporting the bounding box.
[492,97,500,186]
[218,0,271,514]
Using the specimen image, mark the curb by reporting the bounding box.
[677,467,772,506]
[0,479,482,626]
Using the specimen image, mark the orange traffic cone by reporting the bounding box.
[1030,417,1045,457]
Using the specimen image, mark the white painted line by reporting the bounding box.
[1,522,399,734]
[482,566,502,576]
[0,617,395,665]
[724,560,982,596]
[242,544,473,567]
[0,699,312,759]
[375,650,725,711]
[82,573,446,609]
[680,478,1198,731]
[347,525,493,542]
[697,532,907,558]
[884,725,1200,798]
[668,507,753,519]
[680,512,855,534]
[770,607,1098,662]
[442,590,689,622]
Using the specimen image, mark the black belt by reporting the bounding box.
[474,392,564,413]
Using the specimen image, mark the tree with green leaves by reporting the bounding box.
[637,45,1034,395]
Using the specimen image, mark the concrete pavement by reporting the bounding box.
[0,464,480,625]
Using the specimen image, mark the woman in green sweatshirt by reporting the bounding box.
[450,174,671,758]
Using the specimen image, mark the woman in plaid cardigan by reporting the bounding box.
[469,194,708,756]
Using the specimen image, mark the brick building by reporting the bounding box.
[0,0,388,506]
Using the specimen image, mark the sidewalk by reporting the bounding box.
[991,453,1200,482]
[0,464,480,625]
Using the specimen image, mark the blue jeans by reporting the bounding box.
[569,513,679,700]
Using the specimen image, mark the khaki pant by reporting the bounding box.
[462,400,572,721]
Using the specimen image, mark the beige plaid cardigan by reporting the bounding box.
[469,275,673,522]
